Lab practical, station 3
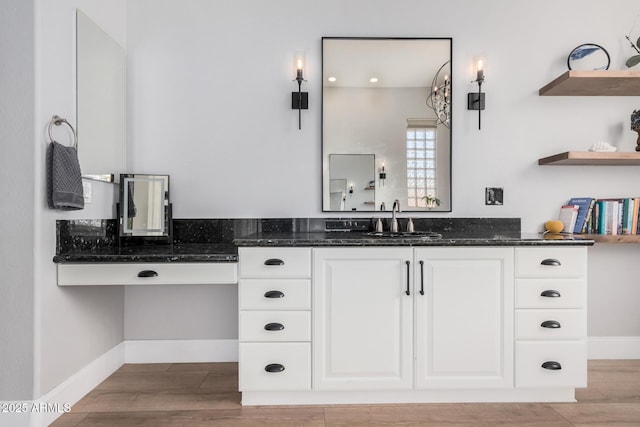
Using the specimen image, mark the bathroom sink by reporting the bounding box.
[363,231,442,240]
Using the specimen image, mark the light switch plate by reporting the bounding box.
[83,181,92,204]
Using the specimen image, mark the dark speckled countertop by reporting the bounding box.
[54,217,593,264]
[233,231,594,247]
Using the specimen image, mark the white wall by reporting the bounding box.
[126,0,640,341]
[32,0,127,397]
[0,0,36,402]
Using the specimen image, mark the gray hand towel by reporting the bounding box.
[46,141,84,210]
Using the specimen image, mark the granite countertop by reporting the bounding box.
[54,218,594,264]
[233,231,595,247]
[53,243,238,263]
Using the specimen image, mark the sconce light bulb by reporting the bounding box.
[369,77,378,83]
[297,58,303,70]
[476,59,485,81]
[328,76,336,82]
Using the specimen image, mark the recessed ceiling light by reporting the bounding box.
[328,76,337,82]
[369,77,379,83]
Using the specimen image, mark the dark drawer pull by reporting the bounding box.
[405,261,411,296]
[265,363,285,373]
[541,290,561,298]
[419,260,425,296]
[264,258,285,266]
[264,290,285,299]
[264,322,285,331]
[541,320,561,329]
[541,258,561,266]
[137,270,158,278]
[542,361,562,370]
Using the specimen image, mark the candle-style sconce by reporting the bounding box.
[379,163,386,186]
[467,56,486,130]
[291,50,308,130]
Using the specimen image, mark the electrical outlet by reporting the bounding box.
[485,187,503,205]
[83,181,92,204]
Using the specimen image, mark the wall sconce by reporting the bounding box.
[467,56,486,130]
[349,184,354,195]
[379,163,386,186]
[291,50,308,130]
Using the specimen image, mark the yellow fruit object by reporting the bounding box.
[545,220,564,233]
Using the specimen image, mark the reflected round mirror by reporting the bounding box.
[322,37,452,212]
[567,43,610,71]
[119,174,170,237]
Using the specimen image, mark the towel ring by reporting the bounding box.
[48,115,77,149]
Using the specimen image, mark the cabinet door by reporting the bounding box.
[415,247,514,389]
[313,247,414,390]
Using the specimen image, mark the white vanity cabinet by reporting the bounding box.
[514,247,588,388]
[238,247,312,392]
[415,247,514,389]
[312,247,513,391]
[238,243,589,405]
[313,247,414,390]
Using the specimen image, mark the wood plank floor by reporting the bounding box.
[51,360,640,426]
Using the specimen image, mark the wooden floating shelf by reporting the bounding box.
[538,151,640,165]
[539,70,640,96]
[580,234,640,243]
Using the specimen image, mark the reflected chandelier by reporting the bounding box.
[426,60,451,128]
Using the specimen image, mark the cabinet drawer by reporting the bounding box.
[515,341,586,388]
[239,311,310,342]
[516,310,586,340]
[239,279,310,310]
[57,262,237,286]
[239,343,311,391]
[515,279,585,309]
[239,248,311,278]
[515,247,586,278]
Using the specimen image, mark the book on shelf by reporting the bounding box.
[567,197,593,234]
[573,197,640,235]
[558,205,579,234]
[563,197,640,236]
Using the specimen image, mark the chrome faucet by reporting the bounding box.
[390,199,400,233]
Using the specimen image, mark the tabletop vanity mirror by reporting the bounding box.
[119,174,170,237]
[322,37,452,212]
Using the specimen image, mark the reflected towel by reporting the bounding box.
[46,141,84,210]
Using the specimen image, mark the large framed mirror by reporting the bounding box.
[119,174,170,237]
[322,37,452,212]
[76,10,126,181]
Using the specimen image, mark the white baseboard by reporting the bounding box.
[30,342,125,427]
[588,336,640,359]
[124,339,238,363]
[28,339,237,426]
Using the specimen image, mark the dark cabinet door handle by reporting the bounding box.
[541,290,561,298]
[264,322,285,331]
[265,363,285,373]
[137,270,158,278]
[405,261,411,296]
[541,258,561,266]
[541,320,561,329]
[264,258,285,266]
[542,361,562,370]
[264,290,284,298]
[419,260,425,295]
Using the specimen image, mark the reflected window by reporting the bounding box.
[406,123,437,208]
